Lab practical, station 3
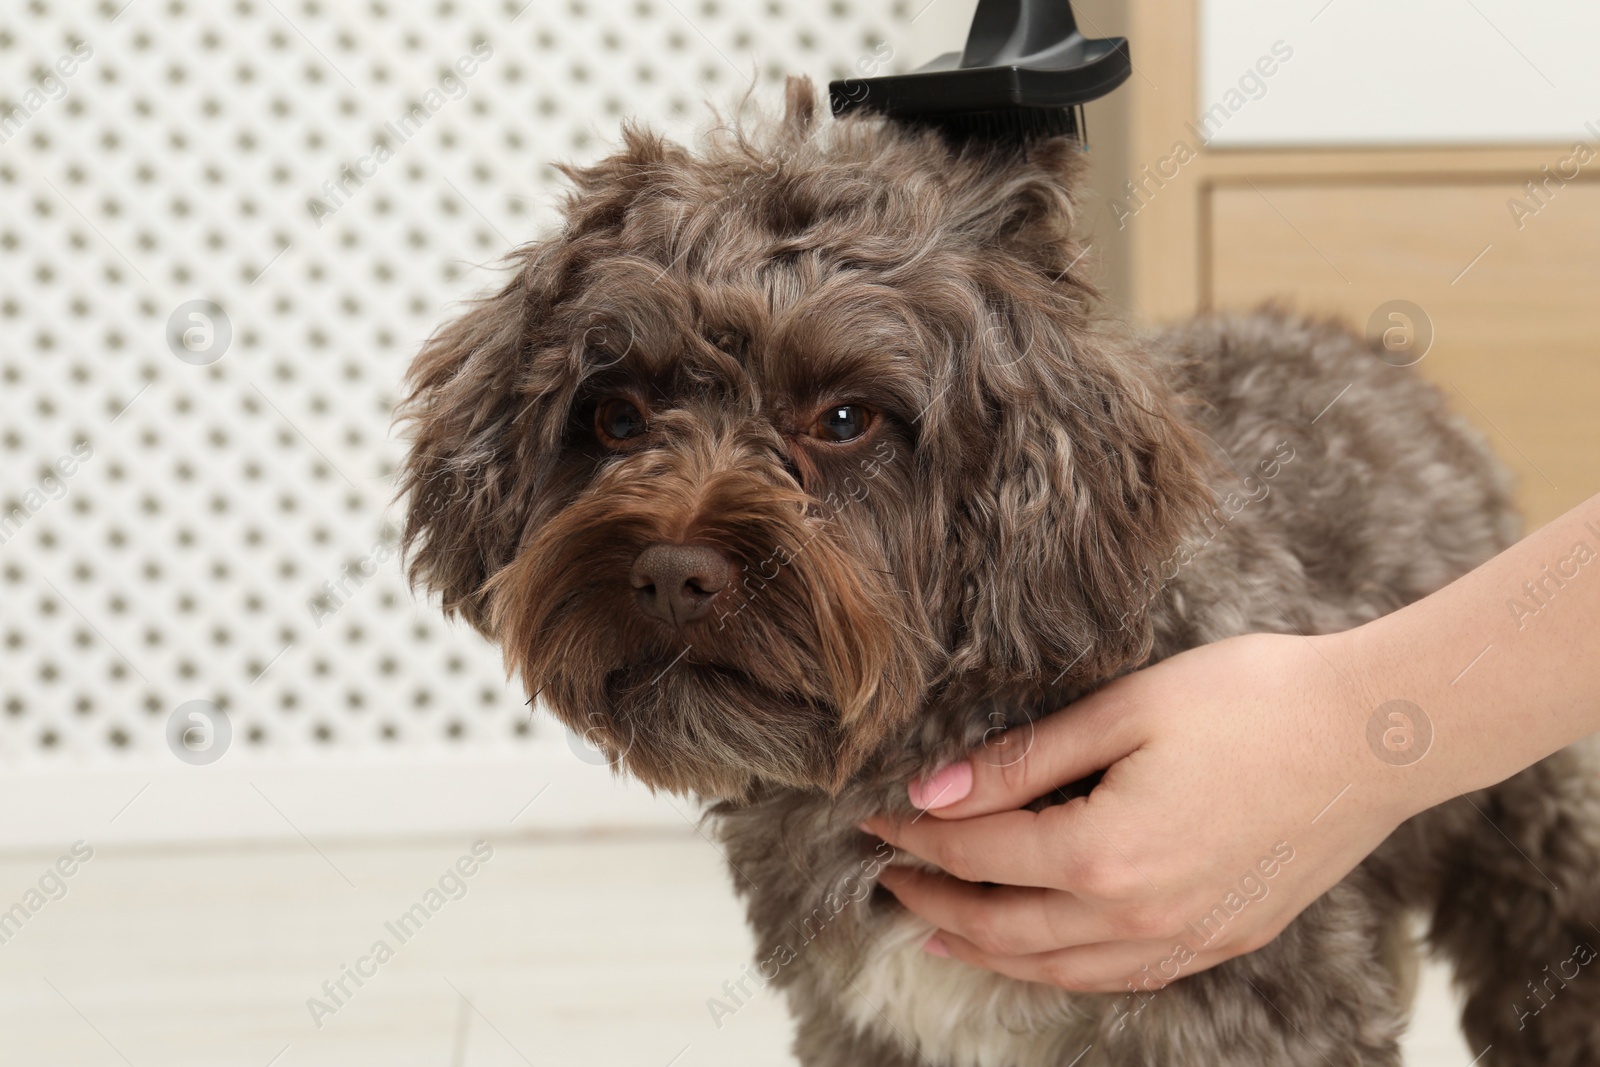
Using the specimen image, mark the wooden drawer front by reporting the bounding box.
[1208,179,1600,528]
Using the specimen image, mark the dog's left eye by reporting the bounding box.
[810,404,873,443]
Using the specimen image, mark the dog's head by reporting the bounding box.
[399,78,1208,798]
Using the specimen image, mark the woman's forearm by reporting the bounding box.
[1333,492,1600,819]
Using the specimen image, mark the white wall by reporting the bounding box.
[1199,0,1600,145]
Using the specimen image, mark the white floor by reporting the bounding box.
[0,831,1478,1066]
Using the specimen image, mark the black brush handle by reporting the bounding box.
[962,0,1079,68]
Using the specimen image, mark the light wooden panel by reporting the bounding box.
[1122,0,1204,318]
[1208,180,1600,528]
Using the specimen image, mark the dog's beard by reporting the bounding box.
[487,445,927,798]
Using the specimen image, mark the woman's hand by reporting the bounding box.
[862,631,1416,993]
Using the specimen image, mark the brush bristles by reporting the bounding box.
[908,105,1085,146]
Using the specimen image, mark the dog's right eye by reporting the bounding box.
[595,398,648,446]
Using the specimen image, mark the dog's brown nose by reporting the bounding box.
[630,542,733,627]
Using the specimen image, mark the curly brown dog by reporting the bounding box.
[399,78,1600,1066]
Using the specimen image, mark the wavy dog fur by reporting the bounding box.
[401,79,1600,1066]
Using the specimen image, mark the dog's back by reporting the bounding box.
[1147,307,1519,655]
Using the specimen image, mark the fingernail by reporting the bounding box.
[908,761,972,810]
[923,934,950,958]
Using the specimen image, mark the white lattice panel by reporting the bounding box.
[0,0,911,786]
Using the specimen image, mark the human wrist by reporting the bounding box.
[1338,604,1507,822]
[1308,619,1456,827]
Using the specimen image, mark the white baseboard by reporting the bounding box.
[0,752,697,853]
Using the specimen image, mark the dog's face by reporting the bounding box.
[400,80,1206,798]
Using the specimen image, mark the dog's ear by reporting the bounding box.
[944,131,1091,280]
[946,300,1213,687]
[397,263,551,635]
[918,134,1212,684]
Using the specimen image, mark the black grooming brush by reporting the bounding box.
[829,0,1130,144]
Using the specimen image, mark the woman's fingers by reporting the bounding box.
[864,797,1140,893]
[875,865,1122,955]
[910,682,1145,820]
[863,808,1072,888]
